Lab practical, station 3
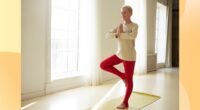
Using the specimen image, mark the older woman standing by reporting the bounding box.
[100,5,139,109]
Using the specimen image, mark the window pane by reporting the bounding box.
[68,32,78,50]
[155,3,167,64]
[68,52,78,72]
[55,0,69,9]
[54,9,69,30]
[51,0,80,79]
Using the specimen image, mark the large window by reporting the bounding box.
[51,0,80,80]
[155,2,167,67]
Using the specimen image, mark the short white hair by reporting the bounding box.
[121,5,133,14]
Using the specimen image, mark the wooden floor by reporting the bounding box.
[22,68,179,110]
[134,68,179,110]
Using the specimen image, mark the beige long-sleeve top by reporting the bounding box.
[105,22,139,61]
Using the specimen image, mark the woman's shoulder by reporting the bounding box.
[130,22,139,28]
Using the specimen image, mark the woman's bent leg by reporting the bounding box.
[100,54,125,79]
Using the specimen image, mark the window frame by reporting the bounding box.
[50,0,81,81]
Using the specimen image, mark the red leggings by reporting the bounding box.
[100,54,135,105]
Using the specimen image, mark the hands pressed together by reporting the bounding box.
[116,23,123,38]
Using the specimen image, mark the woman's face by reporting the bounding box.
[121,8,132,21]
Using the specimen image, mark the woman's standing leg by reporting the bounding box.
[100,54,125,80]
[123,61,135,105]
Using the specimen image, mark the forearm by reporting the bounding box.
[119,25,138,40]
[105,32,118,39]
[119,32,137,40]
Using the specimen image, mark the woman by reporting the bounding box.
[100,5,139,109]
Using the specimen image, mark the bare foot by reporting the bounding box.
[116,103,128,109]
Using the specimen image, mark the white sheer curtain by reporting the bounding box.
[125,0,147,75]
[79,0,100,86]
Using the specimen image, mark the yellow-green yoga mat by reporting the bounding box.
[87,91,160,110]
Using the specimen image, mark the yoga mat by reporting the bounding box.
[87,91,160,110]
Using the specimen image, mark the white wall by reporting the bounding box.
[22,0,48,99]
[96,0,125,82]
[147,0,157,54]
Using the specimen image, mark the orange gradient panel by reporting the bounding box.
[0,53,20,110]
[0,0,21,110]
[180,0,200,110]
[180,0,185,17]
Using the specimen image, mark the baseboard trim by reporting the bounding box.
[22,90,45,100]
[22,76,85,100]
